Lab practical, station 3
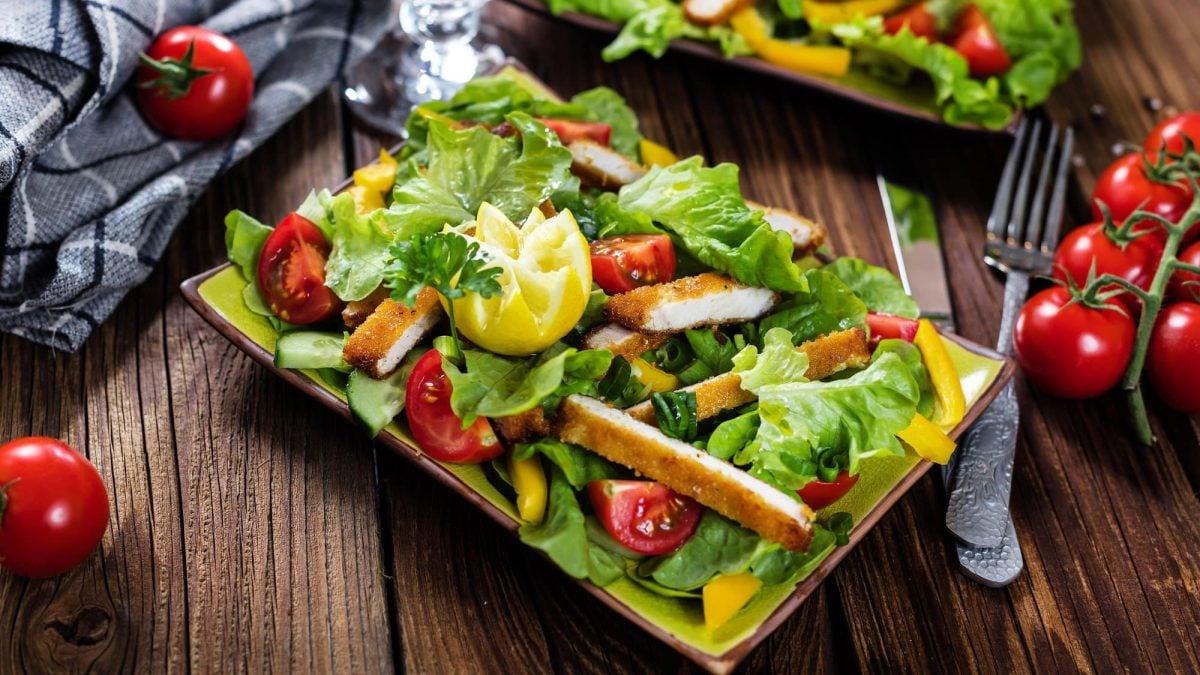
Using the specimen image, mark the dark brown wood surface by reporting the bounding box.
[2,0,1199,672]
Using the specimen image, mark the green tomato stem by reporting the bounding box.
[1117,190,1200,445]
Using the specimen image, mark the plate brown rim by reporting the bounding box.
[502,0,1022,135]
[181,263,1014,674]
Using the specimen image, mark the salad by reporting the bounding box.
[222,69,966,630]
[538,0,1080,129]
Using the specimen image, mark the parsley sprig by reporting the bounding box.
[382,232,502,360]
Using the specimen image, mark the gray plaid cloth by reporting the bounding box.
[0,0,390,351]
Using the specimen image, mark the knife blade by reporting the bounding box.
[877,170,1024,587]
[876,174,955,330]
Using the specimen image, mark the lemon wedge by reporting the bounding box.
[449,203,591,356]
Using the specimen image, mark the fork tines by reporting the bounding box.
[984,118,1076,274]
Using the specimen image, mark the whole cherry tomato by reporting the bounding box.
[1092,152,1192,228]
[256,212,343,325]
[1012,287,1136,399]
[586,480,703,555]
[135,26,254,140]
[0,437,110,578]
[1143,112,1200,155]
[1052,222,1162,312]
[404,350,504,464]
[1145,302,1200,413]
[1168,240,1200,302]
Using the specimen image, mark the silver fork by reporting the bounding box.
[944,119,1075,559]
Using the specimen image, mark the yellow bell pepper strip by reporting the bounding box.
[729,9,852,77]
[897,412,956,464]
[630,357,681,393]
[509,454,547,524]
[801,0,909,24]
[913,319,966,428]
[346,185,384,214]
[353,148,399,194]
[412,104,458,129]
[703,572,763,630]
[638,139,678,168]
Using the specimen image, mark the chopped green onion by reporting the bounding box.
[652,391,698,441]
[651,337,692,372]
[827,512,854,546]
[676,359,715,386]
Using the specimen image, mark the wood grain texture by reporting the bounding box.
[3,0,1200,672]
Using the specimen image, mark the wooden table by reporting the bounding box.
[3,1,1199,672]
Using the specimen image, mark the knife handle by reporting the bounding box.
[945,379,1018,548]
[939,462,1024,587]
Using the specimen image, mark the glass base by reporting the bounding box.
[343,31,505,137]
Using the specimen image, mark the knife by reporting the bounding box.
[876,171,1024,587]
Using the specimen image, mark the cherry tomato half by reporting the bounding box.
[1146,302,1200,413]
[1012,287,1136,400]
[1143,112,1200,155]
[135,26,254,140]
[950,6,1011,78]
[884,3,938,41]
[0,437,110,578]
[1051,222,1162,313]
[797,471,860,510]
[537,118,613,146]
[256,212,343,324]
[405,350,504,464]
[586,480,703,555]
[1168,241,1200,302]
[1092,153,1192,228]
[589,235,676,295]
[865,312,919,346]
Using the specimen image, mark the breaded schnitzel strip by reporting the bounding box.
[603,273,778,333]
[343,288,442,378]
[582,323,671,361]
[625,327,871,424]
[554,395,815,551]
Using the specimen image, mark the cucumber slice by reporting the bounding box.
[348,349,425,437]
[274,331,349,371]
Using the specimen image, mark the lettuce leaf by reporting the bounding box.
[546,0,747,62]
[403,76,643,160]
[394,113,576,226]
[441,344,614,426]
[519,467,591,579]
[732,328,920,487]
[518,466,627,586]
[638,512,761,590]
[823,257,919,319]
[975,0,1081,107]
[513,438,620,489]
[569,87,642,158]
[830,18,1014,129]
[224,210,272,282]
[758,269,867,343]
[322,193,394,301]
[873,338,935,419]
[617,157,808,292]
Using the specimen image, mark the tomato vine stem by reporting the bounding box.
[1089,162,1200,445]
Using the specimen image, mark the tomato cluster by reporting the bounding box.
[883,3,1011,78]
[1013,112,1200,414]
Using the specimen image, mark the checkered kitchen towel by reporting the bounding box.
[0,0,390,351]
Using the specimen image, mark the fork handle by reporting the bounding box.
[945,270,1028,547]
[995,270,1029,356]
